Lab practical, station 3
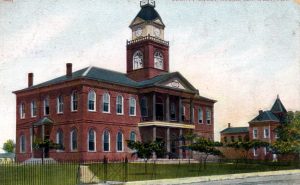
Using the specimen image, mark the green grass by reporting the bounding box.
[89,161,299,182]
[0,163,78,185]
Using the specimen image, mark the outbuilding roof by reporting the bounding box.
[220,127,249,134]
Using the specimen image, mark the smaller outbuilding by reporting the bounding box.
[220,123,249,143]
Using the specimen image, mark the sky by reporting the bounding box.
[0,0,299,152]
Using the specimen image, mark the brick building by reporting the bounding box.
[220,123,249,143]
[14,1,216,162]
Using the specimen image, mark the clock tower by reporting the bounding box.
[126,0,169,81]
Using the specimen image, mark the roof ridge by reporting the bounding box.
[82,66,93,76]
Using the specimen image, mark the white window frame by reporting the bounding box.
[88,90,96,112]
[20,103,25,119]
[253,148,258,157]
[116,131,124,152]
[71,91,78,112]
[43,96,50,115]
[206,108,211,124]
[31,100,37,117]
[129,97,136,116]
[103,130,110,152]
[130,131,136,142]
[264,128,269,138]
[57,95,64,114]
[253,128,258,139]
[198,107,203,124]
[154,51,164,70]
[70,129,78,151]
[88,129,96,152]
[116,95,124,115]
[20,135,26,153]
[133,50,143,70]
[56,129,64,152]
[102,93,110,113]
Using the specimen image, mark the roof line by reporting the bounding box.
[83,66,93,76]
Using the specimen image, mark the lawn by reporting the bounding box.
[0,163,78,185]
[88,161,299,182]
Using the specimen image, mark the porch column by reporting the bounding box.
[179,97,182,123]
[167,127,170,158]
[179,128,183,159]
[42,125,45,158]
[153,126,157,159]
[166,95,170,122]
[30,127,33,158]
[190,99,194,124]
[153,93,156,121]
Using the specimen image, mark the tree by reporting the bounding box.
[127,140,165,173]
[189,137,222,169]
[33,138,63,164]
[2,139,15,153]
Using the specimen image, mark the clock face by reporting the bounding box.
[154,28,160,37]
[135,27,142,37]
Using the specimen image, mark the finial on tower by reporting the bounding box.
[277,94,280,99]
[140,0,155,8]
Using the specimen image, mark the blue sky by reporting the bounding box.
[0,0,299,152]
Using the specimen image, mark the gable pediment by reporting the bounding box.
[157,73,197,92]
[161,79,186,90]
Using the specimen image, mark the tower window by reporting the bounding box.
[133,50,143,70]
[154,51,163,70]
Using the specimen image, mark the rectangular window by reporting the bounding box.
[141,97,148,117]
[170,102,176,120]
[264,128,269,138]
[71,92,78,112]
[264,146,270,155]
[44,97,50,115]
[198,108,203,124]
[181,106,185,121]
[116,96,123,115]
[253,128,258,139]
[253,148,258,156]
[206,108,211,124]
[31,101,37,117]
[20,103,25,119]
[238,136,242,142]
[57,96,64,113]
[129,98,136,116]
[231,136,235,142]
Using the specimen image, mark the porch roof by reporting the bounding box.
[138,121,195,129]
[33,117,54,127]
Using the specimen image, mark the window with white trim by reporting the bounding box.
[264,146,270,155]
[206,108,211,124]
[117,131,123,151]
[116,95,123,115]
[129,97,136,116]
[103,130,110,152]
[264,128,269,138]
[130,131,136,142]
[102,93,110,113]
[20,135,26,153]
[154,51,164,70]
[253,148,258,156]
[56,129,64,150]
[71,91,78,111]
[88,90,96,111]
[20,103,25,119]
[70,129,78,151]
[44,96,50,115]
[133,50,143,70]
[198,108,203,124]
[57,95,64,114]
[31,100,37,117]
[88,129,96,152]
[253,128,258,139]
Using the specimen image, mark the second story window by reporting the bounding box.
[116,95,123,115]
[31,100,37,117]
[141,97,148,117]
[129,97,136,116]
[102,93,110,113]
[224,136,227,143]
[198,107,203,124]
[264,128,269,138]
[44,97,50,115]
[88,90,96,111]
[20,103,25,119]
[71,91,78,112]
[253,128,258,139]
[206,108,211,124]
[170,102,176,120]
[57,95,64,114]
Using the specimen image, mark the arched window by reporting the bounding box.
[20,135,26,153]
[88,90,96,111]
[102,93,110,113]
[71,91,78,111]
[116,95,123,115]
[57,95,64,113]
[117,131,123,152]
[70,129,78,151]
[206,108,211,124]
[198,107,203,124]
[56,129,64,150]
[44,96,50,115]
[20,103,25,119]
[141,97,148,117]
[133,50,143,70]
[154,51,163,69]
[130,131,136,142]
[103,130,110,152]
[129,97,136,116]
[88,129,96,152]
[31,100,37,117]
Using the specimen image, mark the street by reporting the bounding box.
[185,173,300,185]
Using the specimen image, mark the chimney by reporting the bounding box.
[28,73,33,87]
[259,110,263,115]
[66,63,72,77]
[228,123,231,128]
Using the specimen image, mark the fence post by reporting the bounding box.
[124,156,128,182]
[103,156,108,183]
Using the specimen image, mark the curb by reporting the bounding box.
[122,169,300,185]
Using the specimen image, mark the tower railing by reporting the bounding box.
[127,35,169,46]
